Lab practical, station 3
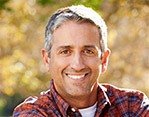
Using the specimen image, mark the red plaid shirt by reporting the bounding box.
[13,80,149,117]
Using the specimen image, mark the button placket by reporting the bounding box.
[71,108,76,112]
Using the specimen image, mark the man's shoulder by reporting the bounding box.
[99,84,149,116]
[18,89,52,106]
[101,83,146,97]
[13,89,54,116]
[100,83,144,95]
[100,83,149,108]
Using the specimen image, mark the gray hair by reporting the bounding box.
[45,5,108,53]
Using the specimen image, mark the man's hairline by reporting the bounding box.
[45,19,103,54]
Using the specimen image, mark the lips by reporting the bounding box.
[65,73,89,80]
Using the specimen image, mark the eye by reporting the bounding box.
[83,49,95,56]
[59,49,72,56]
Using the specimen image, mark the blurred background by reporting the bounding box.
[0,0,148,116]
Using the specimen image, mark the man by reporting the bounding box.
[13,5,149,117]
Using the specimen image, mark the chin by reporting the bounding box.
[66,88,92,97]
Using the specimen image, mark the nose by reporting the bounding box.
[70,53,86,71]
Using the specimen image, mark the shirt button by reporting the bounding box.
[71,108,76,112]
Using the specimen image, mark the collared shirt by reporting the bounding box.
[13,80,149,117]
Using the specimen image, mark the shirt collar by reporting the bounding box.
[98,84,111,106]
[49,80,111,116]
[50,79,69,116]
[95,84,111,115]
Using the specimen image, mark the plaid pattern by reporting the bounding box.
[13,80,149,117]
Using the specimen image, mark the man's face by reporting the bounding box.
[42,21,109,98]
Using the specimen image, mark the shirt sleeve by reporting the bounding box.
[12,96,48,117]
[138,94,149,116]
[128,92,149,117]
[13,104,47,117]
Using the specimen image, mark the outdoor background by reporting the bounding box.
[0,0,148,116]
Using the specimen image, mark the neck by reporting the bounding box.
[63,83,98,109]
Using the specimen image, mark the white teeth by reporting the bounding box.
[67,74,85,79]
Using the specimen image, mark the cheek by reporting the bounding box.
[86,57,101,68]
[49,57,69,73]
[87,58,102,74]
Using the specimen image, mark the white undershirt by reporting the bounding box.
[78,102,97,117]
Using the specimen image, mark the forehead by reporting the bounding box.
[52,20,100,48]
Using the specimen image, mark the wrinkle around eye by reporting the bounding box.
[82,49,98,56]
[58,49,72,56]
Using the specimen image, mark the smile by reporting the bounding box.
[66,73,89,80]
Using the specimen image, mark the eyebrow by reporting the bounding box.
[83,45,98,49]
[57,46,72,50]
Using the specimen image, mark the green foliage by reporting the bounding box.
[0,0,9,8]
[74,0,103,10]
[0,0,10,10]
[37,0,54,5]
[0,93,24,116]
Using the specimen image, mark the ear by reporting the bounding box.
[101,49,111,73]
[41,48,50,70]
